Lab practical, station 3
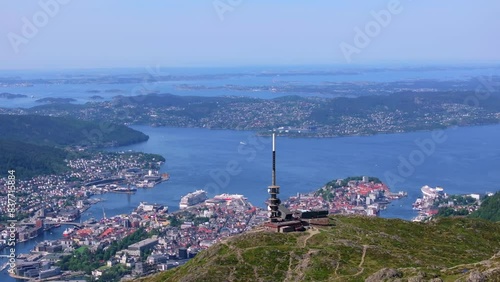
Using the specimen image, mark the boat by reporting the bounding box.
[111,186,137,194]
[161,173,170,181]
[412,214,427,222]
[421,185,444,199]
[84,218,97,224]
[179,190,208,209]
[412,198,423,210]
[137,172,170,188]
[63,228,75,237]
[137,202,168,213]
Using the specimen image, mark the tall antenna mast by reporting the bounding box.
[268,132,281,222]
[272,133,276,186]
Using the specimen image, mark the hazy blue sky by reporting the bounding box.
[1,0,499,69]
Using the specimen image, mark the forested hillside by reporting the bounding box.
[0,114,148,148]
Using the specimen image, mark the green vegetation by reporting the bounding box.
[89,265,131,282]
[140,216,500,282]
[0,114,154,179]
[325,176,382,189]
[120,152,166,164]
[436,207,469,217]
[167,216,183,227]
[193,217,210,225]
[448,194,477,206]
[58,228,150,274]
[434,193,500,221]
[0,114,148,148]
[470,192,500,222]
[0,139,70,179]
[315,176,382,200]
[0,140,164,180]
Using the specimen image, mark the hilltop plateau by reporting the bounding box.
[140,216,500,282]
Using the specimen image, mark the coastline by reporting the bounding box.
[126,121,500,140]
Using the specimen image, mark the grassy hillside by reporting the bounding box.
[470,192,500,222]
[140,216,500,282]
[0,114,148,148]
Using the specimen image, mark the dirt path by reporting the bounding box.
[353,245,369,276]
[284,251,295,282]
[291,249,319,282]
[300,227,320,248]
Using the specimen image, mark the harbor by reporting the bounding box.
[411,185,485,222]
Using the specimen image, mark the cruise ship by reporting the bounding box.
[421,185,444,199]
[179,190,208,209]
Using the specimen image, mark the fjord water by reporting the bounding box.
[100,124,500,220]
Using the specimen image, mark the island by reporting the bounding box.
[0,92,28,99]
[286,176,407,216]
[35,97,77,103]
[105,89,124,93]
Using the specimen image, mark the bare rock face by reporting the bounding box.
[466,271,486,282]
[365,268,402,282]
[408,271,444,282]
[482,267,500,280]
[408,271,426,282]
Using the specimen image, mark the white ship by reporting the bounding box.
[63,227,75,237]
[179,190,208,209]
[421,185,444,199]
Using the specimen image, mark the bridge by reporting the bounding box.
[16,221,98,228]
[44,221,83,228]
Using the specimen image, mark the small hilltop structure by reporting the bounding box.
[263,133,329,233]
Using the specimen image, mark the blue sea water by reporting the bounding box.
[102,124,500,218]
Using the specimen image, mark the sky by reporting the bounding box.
[0,0,499,70]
